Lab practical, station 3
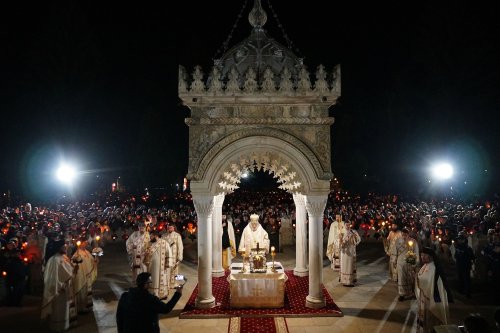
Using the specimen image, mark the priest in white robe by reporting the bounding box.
[71,237,97,313]
[387,222,402,282]
[239,214,270,255]
[144,230,172,299]
[394,228,419,301]
[326,214,345,271]
[126,221,149,282]
[41,240,78,332]
[339,221,361,286]
[416,247,453,333]
[165,223,183,285]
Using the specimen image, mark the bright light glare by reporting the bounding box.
[431,163,453,180]
[56,164,76,184]
[241,172,248,178]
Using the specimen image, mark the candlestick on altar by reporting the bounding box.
[271,246,277,272]
[239,249,246,273]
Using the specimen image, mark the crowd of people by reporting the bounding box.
[1,189,499,332]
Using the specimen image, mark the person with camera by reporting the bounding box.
[116,272,183,333]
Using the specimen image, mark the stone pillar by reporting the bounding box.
[293,193,308,277]
[192,194,216,309]
[305,194,327,309]
[212,193,225,277]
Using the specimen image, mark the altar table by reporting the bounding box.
[228,262,287,308]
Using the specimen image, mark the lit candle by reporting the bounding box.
[408,240,413,248]
[271,246,275,254]
[76,240,81,247]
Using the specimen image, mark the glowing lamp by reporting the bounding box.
[431,163,454,180]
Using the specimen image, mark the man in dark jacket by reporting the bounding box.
[116,272,182,333]
[454,233,475,298]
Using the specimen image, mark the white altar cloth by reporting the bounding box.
[228,262,287,308]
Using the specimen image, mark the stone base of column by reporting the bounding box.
[293,267,309,277]
[195,296,216,309]
[305,295,326,309]
[212,269,225,277]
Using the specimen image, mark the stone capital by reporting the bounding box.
[305,195,327,218]
[192,194,214,219]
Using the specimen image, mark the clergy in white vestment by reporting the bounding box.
[71,237,97,313]
[222,215,236,270]
[416,247,453,333]
[126,221,149,282]
[165,223,183,285]
[41,239,78,332]
[387,222,402,282]
[238,214,270,255]
[326,214,345,271]
[144,230,172,299]
[394,228,419,301]
[339,221,361,286]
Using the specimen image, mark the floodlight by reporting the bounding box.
[431,163,453,180]
[56,164,76,184]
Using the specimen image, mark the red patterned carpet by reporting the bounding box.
[180,270,343,318]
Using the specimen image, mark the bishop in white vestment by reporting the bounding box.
[238,214,270,255]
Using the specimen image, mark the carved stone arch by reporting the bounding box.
[189,134,331,197]
[188,127,332,188]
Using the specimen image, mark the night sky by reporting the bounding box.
[1,1,499,200]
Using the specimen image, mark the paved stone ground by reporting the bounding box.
[1,238,497,333]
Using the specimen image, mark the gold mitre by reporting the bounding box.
[250,214,260,223]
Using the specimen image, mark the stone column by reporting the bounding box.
[212,193,225,277]
[305,194,327,309]
[293,193,308,277]
[192,194,216,309]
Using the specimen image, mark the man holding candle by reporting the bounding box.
[394,228,419,301]
[71,237,97,313]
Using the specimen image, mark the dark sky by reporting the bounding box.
[1,0,500,200]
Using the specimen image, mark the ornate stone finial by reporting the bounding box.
[190,66,206,94]
[208,66,223,94]
[244,67,258,93]
[225,66,241,94]
[249,0,267,29]
[178,65,188,93]
[314,64,329,94]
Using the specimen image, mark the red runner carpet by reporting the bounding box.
[180,270,343,318]
[228,317,289,333]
